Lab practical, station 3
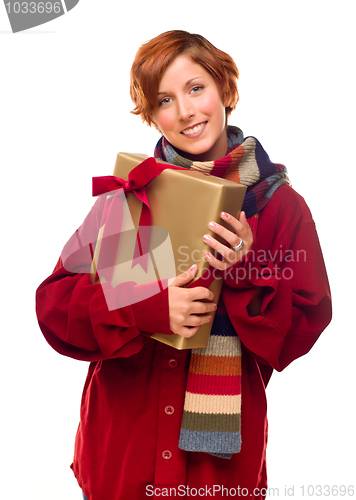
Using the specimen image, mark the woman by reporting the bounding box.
[36,31,332,500]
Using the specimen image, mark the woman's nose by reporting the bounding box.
[177,97,194,121]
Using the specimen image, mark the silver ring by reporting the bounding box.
[232,239,244,252]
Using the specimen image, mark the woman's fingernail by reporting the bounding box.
[190,264,197,271]
[205,252,211,260]
[203,234,211,243]
[208,221,216,229]
[221,212,229,219]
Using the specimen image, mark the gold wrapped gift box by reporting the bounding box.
[91,153,246,349]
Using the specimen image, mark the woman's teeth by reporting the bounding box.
[182,122,206,135]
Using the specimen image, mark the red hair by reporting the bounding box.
[130,30,239,128]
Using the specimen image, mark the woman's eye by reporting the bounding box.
[191,86,203,94]
[159,97,172,106]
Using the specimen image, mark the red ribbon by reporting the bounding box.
[92,157,187,282]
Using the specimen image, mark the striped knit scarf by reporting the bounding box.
[154,126,290,458]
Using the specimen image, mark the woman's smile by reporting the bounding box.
[181,121,207,137]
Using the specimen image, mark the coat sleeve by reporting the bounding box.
[221,185,332,372]
[35,196,172,362]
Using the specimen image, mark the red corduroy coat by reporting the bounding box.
[36,184,332,500]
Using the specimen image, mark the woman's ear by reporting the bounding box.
[225,107,230,126]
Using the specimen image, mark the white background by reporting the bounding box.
[1,1,355,499]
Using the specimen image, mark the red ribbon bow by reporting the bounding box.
[92,157,186,282]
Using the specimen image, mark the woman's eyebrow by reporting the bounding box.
[157,77,203,95]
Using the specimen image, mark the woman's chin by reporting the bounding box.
[175,140,215,161]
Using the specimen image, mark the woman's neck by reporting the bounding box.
[175,127,228,162]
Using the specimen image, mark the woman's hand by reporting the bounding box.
[203,211,253,270]
[168,265,216,338]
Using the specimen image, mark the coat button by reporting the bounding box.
[164,405,175,415]
[162,450,172,460]
[168,358,177,368]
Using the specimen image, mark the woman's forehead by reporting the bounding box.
[158,54,213,90]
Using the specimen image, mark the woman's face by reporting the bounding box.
[151,54,228,162]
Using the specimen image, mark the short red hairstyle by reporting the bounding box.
[130,30,239,128]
